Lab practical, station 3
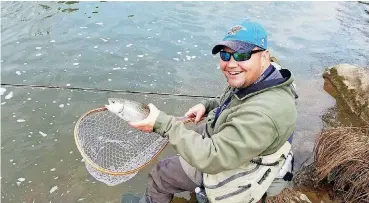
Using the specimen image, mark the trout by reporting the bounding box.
[105,98,150,122]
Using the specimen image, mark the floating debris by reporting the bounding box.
[36,47,42,50]
[49,186,58,194]
[73,63,79,66]
[35,53,43,57]
[39,131,47,137]
[100,38,108,42]
[18,178,25,182]
[128,14,134,18]
[124,57,129,61]
[17,119,26,123]
[5,91,13,99]
[95,22,103,25]
[0,87,6,95]
[50,168,56,172]
[59,104,65,108]
[126,44,133,48]
[50,40,56,43]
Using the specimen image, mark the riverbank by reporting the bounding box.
[266,64,369,203]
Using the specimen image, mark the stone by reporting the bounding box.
[323,64,369,125]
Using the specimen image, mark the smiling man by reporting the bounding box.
[122,20,298,203]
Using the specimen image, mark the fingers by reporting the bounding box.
[128,120,145,128]
[195,112,202,124]
[185,111,194,118]
[185,106,197,118]
[128,120,152,133]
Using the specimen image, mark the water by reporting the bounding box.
[1,1,368,203]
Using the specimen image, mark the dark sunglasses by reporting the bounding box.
[219,50,264,62]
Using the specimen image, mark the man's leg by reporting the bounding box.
[147,123,206,203]
[147,155,202,203]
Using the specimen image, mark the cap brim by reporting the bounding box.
[212,40,257,55]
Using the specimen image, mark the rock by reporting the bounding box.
[299,194,312,203]
[323,64,369,125]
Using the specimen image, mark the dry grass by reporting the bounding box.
[313,127,369,203]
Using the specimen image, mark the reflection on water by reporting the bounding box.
[1,1,369,203]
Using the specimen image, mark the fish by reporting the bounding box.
[105,98,150,122]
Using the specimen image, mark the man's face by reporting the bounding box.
[219,47,264,88]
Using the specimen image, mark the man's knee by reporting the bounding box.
[148,156,200,193]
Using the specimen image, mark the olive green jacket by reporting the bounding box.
[153,69,297,174]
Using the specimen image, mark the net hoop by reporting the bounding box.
[74,107,169,176]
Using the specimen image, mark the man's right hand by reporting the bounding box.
[184,103,206,124]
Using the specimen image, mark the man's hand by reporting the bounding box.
[128,103,160,133]
[184,103,206,124]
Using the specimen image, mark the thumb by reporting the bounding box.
[147,103,157,112]
[195,112,202,124]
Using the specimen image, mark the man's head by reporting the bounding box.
[212,20,271,88]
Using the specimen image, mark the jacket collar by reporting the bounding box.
[233,66,294,100]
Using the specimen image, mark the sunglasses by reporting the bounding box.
[219,50,264,62]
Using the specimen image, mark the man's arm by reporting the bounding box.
[153,108,278,174]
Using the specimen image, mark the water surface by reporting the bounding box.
[1,1,369,202]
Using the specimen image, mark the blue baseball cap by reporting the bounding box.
[212,20,268,54]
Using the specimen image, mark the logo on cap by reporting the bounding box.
[227,25,246,35]
[261,38,265,46]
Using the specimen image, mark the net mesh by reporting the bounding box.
[74,107,199,186]
[74,108,168,185]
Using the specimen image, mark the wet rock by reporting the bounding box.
[323,64,369,125]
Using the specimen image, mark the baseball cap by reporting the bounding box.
[212,20,268,54]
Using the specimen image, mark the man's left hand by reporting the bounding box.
[128,103,160,133]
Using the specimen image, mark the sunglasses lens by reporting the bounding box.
[234,53,251,61]
[220,52,231,61]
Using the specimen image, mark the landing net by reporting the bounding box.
[74,107,197,186]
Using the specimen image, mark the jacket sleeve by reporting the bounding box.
[200,98,219,114]
[153,108,278,174]
[200,86,231,114]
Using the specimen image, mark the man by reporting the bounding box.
[122,20,297,203]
